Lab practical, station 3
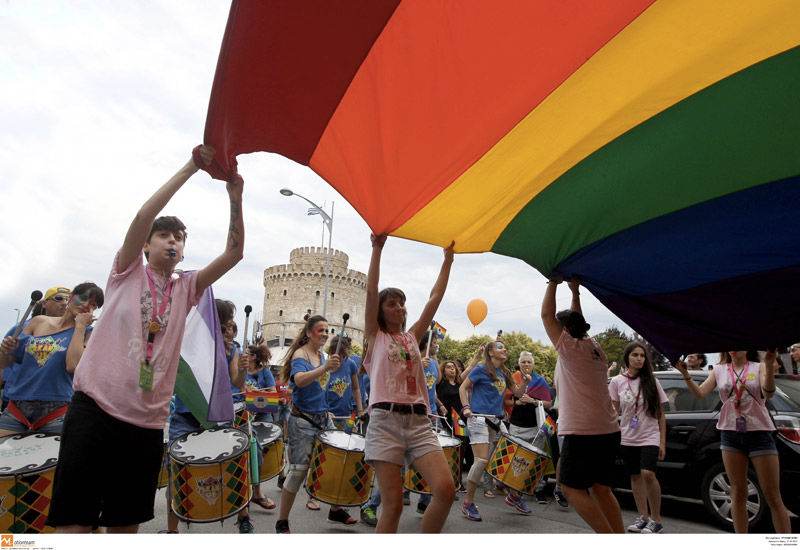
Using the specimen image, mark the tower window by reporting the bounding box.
[331,292,335,299]
[283,289,287,296]
[316,290,320,296]
[279,310,283,316]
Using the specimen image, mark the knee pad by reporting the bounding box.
[467,458,488,485]
[283,467,308,493]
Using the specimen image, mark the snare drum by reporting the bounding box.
[305,430,372,506]
[251,421,283,481]
[0,433,59,533]
[485,433,550,495]
[404,432,461,494]
[168,427,251,522]
[233,401,249,429]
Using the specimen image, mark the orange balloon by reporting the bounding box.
[466,299,488,326]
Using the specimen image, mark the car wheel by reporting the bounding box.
[700,463,766,531]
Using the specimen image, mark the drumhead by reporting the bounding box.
[317,430,366,452]
[0,432,60,476]
[233,401,246,413]
[436,433,460,449]
[169,427,249,464]
[503,433,550,458]
[252,421,282,446]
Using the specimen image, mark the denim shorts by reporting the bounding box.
[287,412,333,468]
[467,415,506,446]
[720,430,777,457]
[365,408,443,467]
[0,400,69,434]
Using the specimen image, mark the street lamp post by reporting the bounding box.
[280,188,334,318]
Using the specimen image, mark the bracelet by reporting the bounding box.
[460,405,471,413]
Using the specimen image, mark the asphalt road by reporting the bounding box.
[140,477,734,535]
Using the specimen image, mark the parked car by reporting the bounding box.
[610,370,800,531]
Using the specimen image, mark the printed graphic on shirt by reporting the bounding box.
[140,288,172,336]
[27,336,67,367]
[622,387,637,406]
[492,377,506,395]
[245,378,259,392]
[328,377,349,397]
[318,371,330,390]
[384,335,422,395]
[425,370,436,389]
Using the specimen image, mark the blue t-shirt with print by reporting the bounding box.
[5,326,90,402]
[468,364,506,416]
[424,357,439,414]
[348,355,365,410]
[326,355,358,416]
[290,354,329,415]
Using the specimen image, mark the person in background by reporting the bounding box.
[685,353,708,371]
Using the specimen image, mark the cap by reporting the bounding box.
[43,286,71,301]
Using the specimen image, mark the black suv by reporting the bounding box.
[611,371,800,531]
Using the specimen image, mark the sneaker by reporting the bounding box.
[553,491,569,508]
[403,492,411,505]
[504,494,532,515]
[642,520,663,534]
[360,506,378,527]
[236,516,254,534]
[275,519,290,534]
[416,501,428,514]
[461,501,482,521]
[328,508,358,525]
[534,491,548,504]
[627,515,648,533]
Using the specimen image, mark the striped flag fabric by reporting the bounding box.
[343,411,357,435]
[433,321,447,339]
[174,285,234,429]
[540,415,557,437]
[245,390,283,413]
[451,408,467,437]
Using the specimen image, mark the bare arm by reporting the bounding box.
[459,377,474,417]
[674,359,717,399]
[229,350,246,389]
[541,277,562,347]
[364,234,386,346]
[409,242,454,343]
[462,344,484,379]
[65,313,94,373]
[351,373,364,414]
[293,353,341,388]
[567,276,582,315]
[658,404,667,460]
[195,174,245,293]
[118,146,213,271]
[761,350,777,398]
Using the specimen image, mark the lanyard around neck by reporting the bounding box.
[625,375,641,415]
[144,265,174,364]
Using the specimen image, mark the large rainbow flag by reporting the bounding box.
[200,2,800,359]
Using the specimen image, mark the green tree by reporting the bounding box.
[592,326,632,376]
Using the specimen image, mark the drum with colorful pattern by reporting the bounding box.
[168,427,251,522]
[403,431,461,494]
[251,421,283,482]
[485,432,550,495]
[305,430,372,506]
[233,401,249,429]
[0,432,59,533]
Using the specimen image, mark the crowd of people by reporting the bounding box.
[0,145,795,536]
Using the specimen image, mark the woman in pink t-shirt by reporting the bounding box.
[609,342,668,534]
[674,350,790,533]
[363,233,455,533]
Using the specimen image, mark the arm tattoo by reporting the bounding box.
[227,198,241,250]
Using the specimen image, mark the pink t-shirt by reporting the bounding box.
[553,332,619,435]
[609,374,668,446]
[713,362,774,432]
[363,330,428,412]
[73,251,200,429]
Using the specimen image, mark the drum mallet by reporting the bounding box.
[425,320,436,358]
[12,290,43,338]
[334,313,350,356]
[243,305,252,349]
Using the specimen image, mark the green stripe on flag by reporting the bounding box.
[174,358,216,429]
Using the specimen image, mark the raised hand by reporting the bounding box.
[191,144,216,168]
[371,233,387,248]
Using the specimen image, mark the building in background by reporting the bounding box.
[262,247,366,362]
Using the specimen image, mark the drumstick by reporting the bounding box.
[12,290,43,338]
[333,313,349,356]
[243,305,252,349]
[425,321,435,358]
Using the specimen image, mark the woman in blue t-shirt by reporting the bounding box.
[324,334,364,427]
[0,282,103,436]
[458,340,526,521]
[275,315,355,534]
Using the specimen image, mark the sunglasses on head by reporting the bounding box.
[49,295,69,303]
[494,342,505,350]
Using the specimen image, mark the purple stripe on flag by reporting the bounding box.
[196,283,234,423]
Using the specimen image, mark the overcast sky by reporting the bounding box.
[0,1,633,347]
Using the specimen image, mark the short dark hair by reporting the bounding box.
[555,309,590,338]
[144,216,187,260]
[71,282,104,309]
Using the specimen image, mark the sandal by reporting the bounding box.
[306,499,321,511]
[483,489,496,499]
[252,496,276,510]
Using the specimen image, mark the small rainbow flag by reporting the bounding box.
[451,408,468,437]
[540,415,557,437]
[245,390,282,413]
[344,412,357,435]
[433,321,447,339]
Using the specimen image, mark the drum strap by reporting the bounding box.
[7,401,69,431]
[484,418,501,433]
[290,404,325,430]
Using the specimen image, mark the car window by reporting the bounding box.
[660,378,720,412]
[770,377,800,412]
